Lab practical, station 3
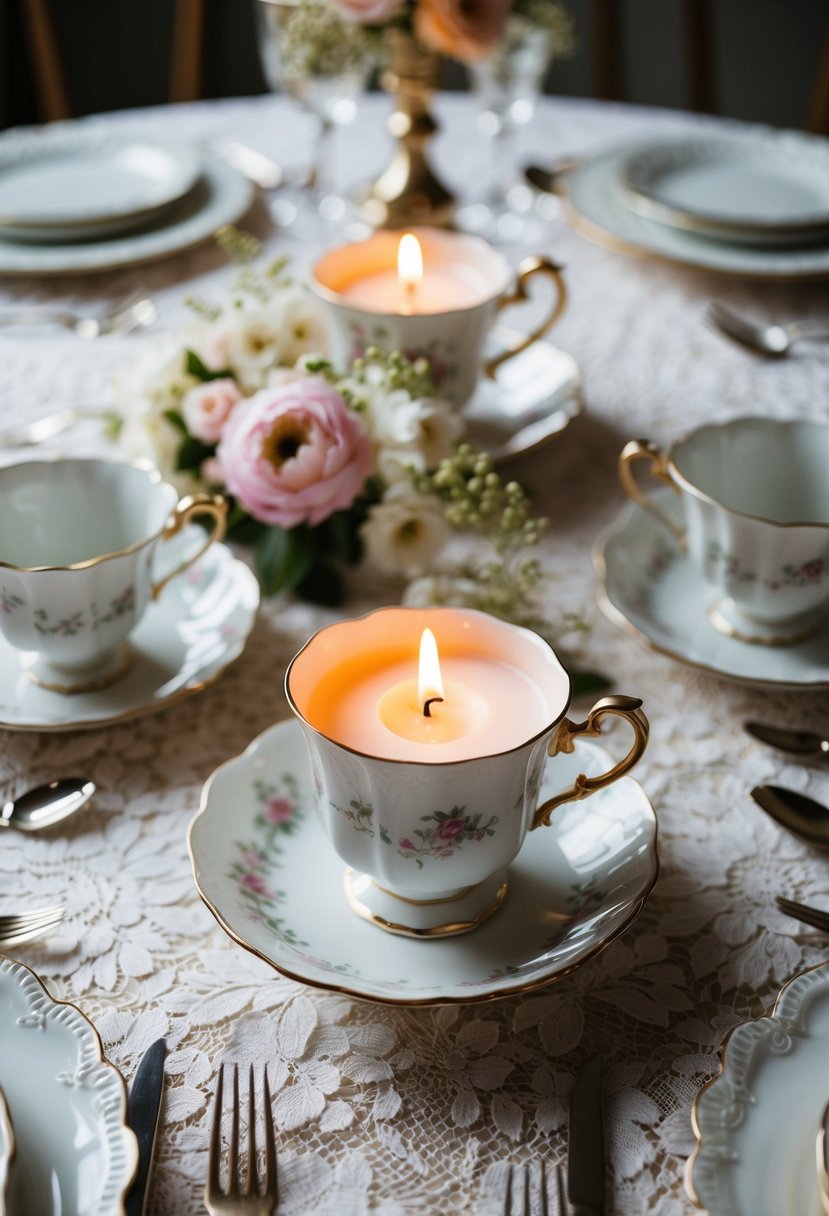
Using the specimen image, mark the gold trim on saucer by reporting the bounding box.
[344,873,508,938]
[187,722,661,1006]
[25,644,134,695]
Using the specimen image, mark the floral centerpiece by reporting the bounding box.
[116,230,604,691]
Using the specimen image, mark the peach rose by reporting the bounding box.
[415,0,510,62]
[181,378,242,444]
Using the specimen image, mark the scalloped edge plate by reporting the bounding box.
[0,957,137,1215]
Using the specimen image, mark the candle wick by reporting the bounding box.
[423,696,444,718]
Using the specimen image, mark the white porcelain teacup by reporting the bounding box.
[311,227,567,409]
[286,607,649,938]
[0,458,227,692]
[619,417,829,645]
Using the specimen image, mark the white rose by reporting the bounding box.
[360,486,451,576]
[277,290,330,366]
[364,391,463,470]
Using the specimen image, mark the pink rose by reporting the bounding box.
[241,873,273,898]
[265,796,293,823]
[415,0,510,62]
[436,818,465,841]
[182,378,242,444]
[329,0,406,22]
[218,378,373,529]
[399,837,416,851]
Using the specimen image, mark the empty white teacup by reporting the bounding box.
[619,417,829,645]
[0,458,227,692]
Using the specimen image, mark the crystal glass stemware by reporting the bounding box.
[457,17,562,244]
[254,0,373,238]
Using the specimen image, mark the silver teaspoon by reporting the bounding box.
[0,778,96,832]
[744,720,829,760]
[750,784,829,848]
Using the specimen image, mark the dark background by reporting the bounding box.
[3,0,829,132]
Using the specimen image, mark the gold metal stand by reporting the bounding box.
[361,30,455,230]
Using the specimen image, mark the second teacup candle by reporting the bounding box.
[311,228,567,408]
[286,607,649,937]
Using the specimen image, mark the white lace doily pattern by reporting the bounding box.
[1,94,828,1216]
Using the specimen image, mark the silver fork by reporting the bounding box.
[503,1162,567,1215]
[0,288,157,339]
[205,1063,277,1216]
[706,300,829,357]
[0,406,120,448]
[0,905,64,948]
[776,895,829,933]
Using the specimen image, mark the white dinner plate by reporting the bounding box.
[560,138,829,280]
[0,1087,12,1216]
[0,153,253,276]
[0,957,137,1216]
[188,719,658,1006]
[688,960,829,1216]
[593,490,829,689]
[0,131,201,241]
[622,133,829,245]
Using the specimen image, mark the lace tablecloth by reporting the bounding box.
[1,93,829,1216]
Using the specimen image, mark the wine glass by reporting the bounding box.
[254,0,373,239]
[456,19,561,244]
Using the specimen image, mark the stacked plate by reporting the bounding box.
[559,127,829,279]
[0,128,254,276]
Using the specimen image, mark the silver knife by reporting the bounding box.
[568,1056,605,1216]
[125,1038,167,1216]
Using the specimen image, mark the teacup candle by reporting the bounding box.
[311,228,567,408]
[286,607,649,937]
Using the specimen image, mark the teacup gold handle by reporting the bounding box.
[618,438,685,545]
[531,694,649,829]
[484,256,567,379]
[151,493,228,600]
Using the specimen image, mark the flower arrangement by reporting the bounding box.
[280,0,574,72]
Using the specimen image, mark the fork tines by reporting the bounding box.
[0,905,64,946]
[502,1161,567,1216]
[206,1062,277,1215]
[776,895,829,933]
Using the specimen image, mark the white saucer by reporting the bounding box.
[188,719,658,1006]
[0,957,137,1216]
[688,960,829,1216]
[594,491,829,689]
[464,332,582,464]
[0,529,259,731]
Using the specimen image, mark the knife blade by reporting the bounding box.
[125,1038,167,1216]
[568,1056,605,1216]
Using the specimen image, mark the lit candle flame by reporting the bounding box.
[398,233,423,313]
[418,628,444,718]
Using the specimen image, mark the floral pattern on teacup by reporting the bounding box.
[331,797,392,844]
[3,586,137,637]
[706,542,826,590]
[397,807,499,870]
[631,534,676,618]
[230,772,309,945]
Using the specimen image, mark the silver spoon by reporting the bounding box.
[744,720,829,761]
[0,778,96,832]
[750,784,829,848]
[706,301,829,357]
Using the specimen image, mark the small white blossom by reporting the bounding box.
[361,486,451,576]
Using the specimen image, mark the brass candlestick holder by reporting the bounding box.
[361,30,455,230]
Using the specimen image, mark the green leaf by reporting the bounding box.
[570,669,613,699]
[177,435,216,473]
[163,408,188,436]
[321,510,363,566]
[226,506,267,545]
[185,349,234,382]
[255,526,314,597]
[296,560,345,607]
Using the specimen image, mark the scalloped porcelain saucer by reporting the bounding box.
[0,529,259,731]
[688,960,829,1215]
[594,490,829,689]
[188,719,658,1006]
[0,957,137,1215]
